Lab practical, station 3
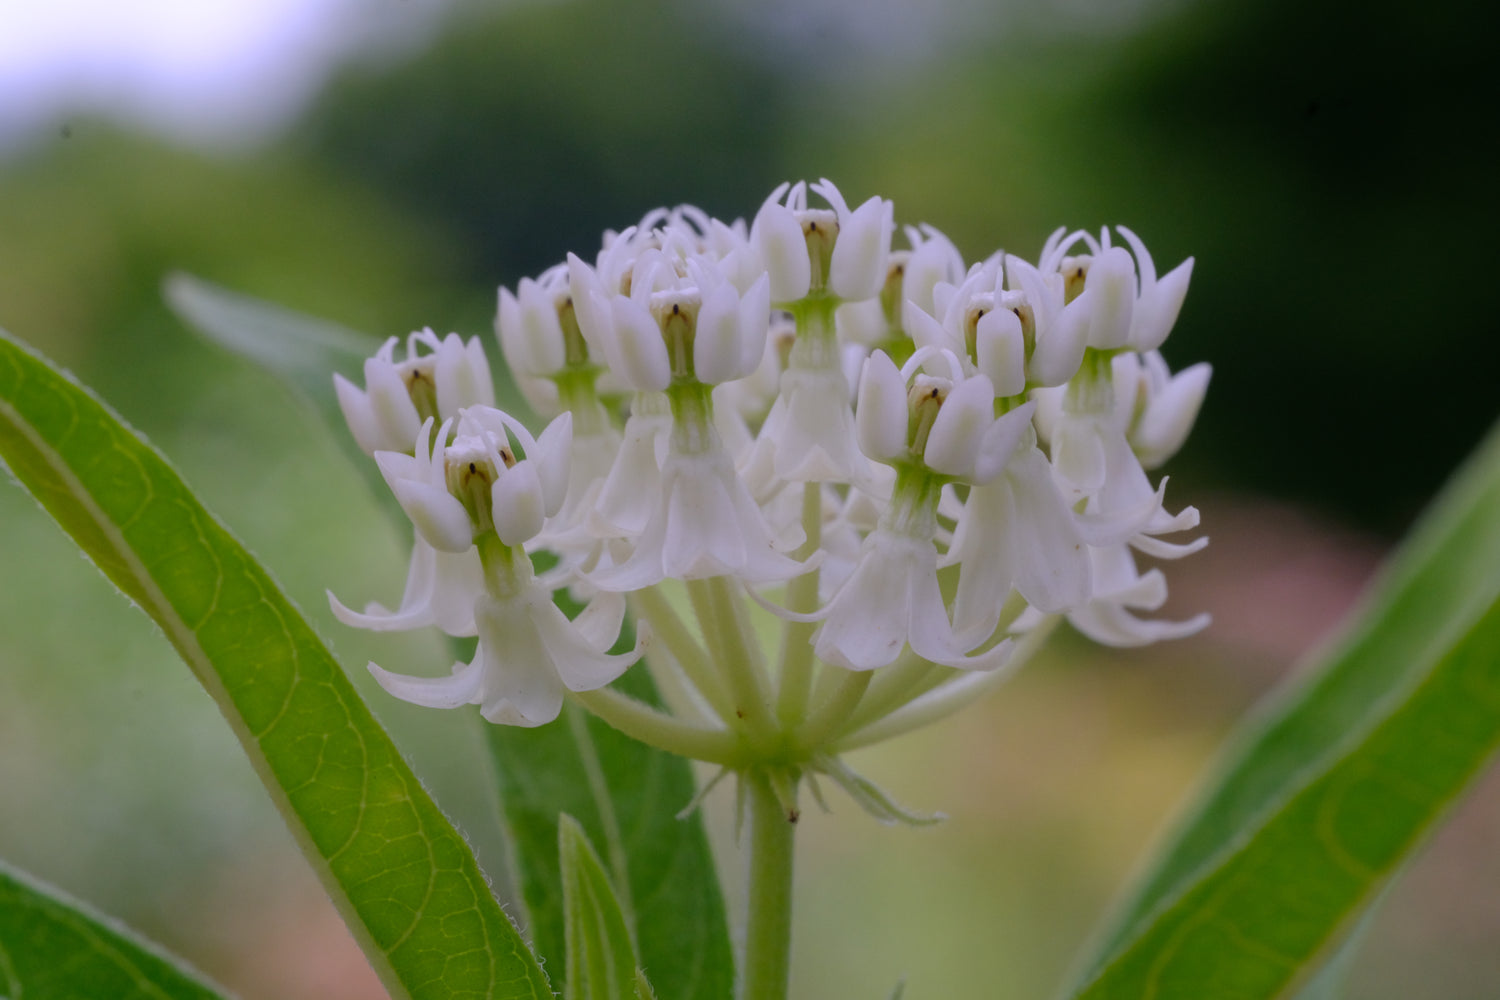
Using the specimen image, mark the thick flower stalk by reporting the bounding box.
[327,183,1213,1000]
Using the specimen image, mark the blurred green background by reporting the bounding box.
[1,0,1497,997]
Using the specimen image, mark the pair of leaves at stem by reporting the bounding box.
[0,285,732,1000]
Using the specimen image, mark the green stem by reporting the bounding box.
[568,687,744,765]
[832,615,1061,752]
[740,771,797,1000]
[796,670,872,752]
[631,586,737,726]
[687,576,778,748]
[834,653,938,737]
[776,483,823,727]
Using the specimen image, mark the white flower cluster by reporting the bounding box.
[330,181,1210,740]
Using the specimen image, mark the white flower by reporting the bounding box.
[368,586,641,727]
[496,265,571,378]
[1117,350,1212,469]
[750,179,894,303]
[334,329,495,455]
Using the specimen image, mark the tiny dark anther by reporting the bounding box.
[469,463,477,474]
[672,303,680,315]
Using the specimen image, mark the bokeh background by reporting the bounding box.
[2,0,1497,997]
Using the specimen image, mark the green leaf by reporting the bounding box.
[488,669,736,1000]
[0,327,551,1000]
[0,858,230,1000]
[1068,419,1500,999]
[163,272,375,399]
[161,278,736,999]
[559,814,640,1000]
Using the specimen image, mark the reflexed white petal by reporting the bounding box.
[491,461,545,546]
[752,192,811,303]
[369,656,485,711]
[570,590,628,652]
[1132,533,1210,559]
[525,588,640,691]
[829,195,893,301]
[392,478,473,553]
[855,350,907,462]
[662,456,746,579]
[1006,449,1091,611]
[907,544,1012,670]
[975,309,1026,397]
[773,366,867,483]
[608,296,671,391]
[327,541,481,636]
[815,533,918,670]
[693,280,745,385]
[948,481,1018,637]
[474,597,566,726]
[925,373,995,477]
[591,405,669,538]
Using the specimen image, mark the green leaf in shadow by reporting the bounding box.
[559,814,640,1000]
[1067,419,1500,999]
[0,858,230,1000]
[0,327,552,1000]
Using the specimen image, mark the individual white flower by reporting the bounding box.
[374,409,571,554]
[334,328,495,455]
[800,349,1034,671]
[1066,543,1209,647]
[1038,226,1194,354]
[814,529,1013,671]
[589,445,810,590]
[367,581,642,727]
[568,247,770,391]
[750,179,894,303]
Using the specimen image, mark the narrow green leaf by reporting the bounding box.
[163,272,374,397]
[0,858,229,1000]
[634,969,660,1000]
[0,328,551,1000]
[488,669,736,1000]
[559,815,639,1000]
[1068,419,1500,1000]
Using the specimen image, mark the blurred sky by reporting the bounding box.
[0,0,1181,152]
[0,0,450,149]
